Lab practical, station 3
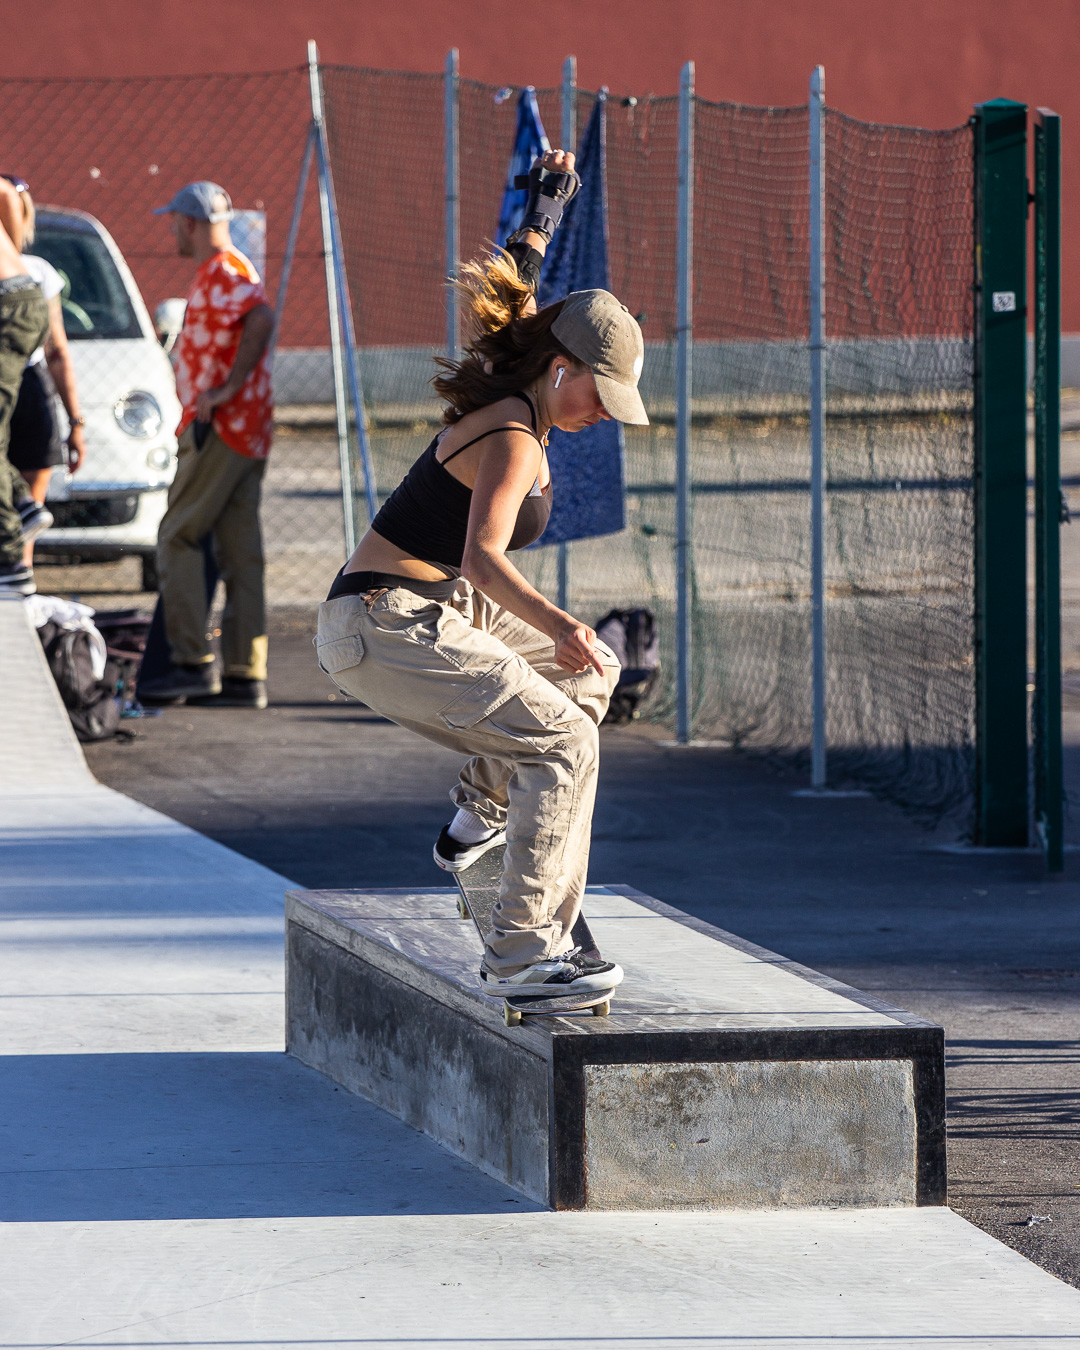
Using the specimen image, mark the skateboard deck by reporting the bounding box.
[451,844,614,1025]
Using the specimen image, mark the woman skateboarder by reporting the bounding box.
[316,149,648,1006]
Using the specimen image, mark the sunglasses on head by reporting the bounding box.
[1,175,29,192]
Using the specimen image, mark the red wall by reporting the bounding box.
[6,0,1078,325]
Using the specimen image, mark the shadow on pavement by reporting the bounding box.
[0,1050,541,1222]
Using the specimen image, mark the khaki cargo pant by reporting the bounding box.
[316,577,621,974]
[156,423,268,680]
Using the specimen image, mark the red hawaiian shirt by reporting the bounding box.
[174,247,273,459]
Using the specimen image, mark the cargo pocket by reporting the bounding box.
[316,632,365,676]
[437,656,530,731]
[486,685,583,749]
[438,658,579,750]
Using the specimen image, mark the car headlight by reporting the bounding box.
[146,446,173,471]
[114,391,163,439]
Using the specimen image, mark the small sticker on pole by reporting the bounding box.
[992,291,1017,312]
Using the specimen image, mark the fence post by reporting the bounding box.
[972,99,1029,846]
[556,54,578,613]
[308,40,358,556]
[1034,107,1064,872]
[270,123,315,368]
[808,67,828,788]
[315,133,379,525]
[445,48,460,362]
[675,60,695,744]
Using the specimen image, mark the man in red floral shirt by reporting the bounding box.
[140,181,275,708]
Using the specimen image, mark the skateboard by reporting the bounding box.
[451,843,615,1026]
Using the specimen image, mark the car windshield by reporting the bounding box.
[30,216,143,340]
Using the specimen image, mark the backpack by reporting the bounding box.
[594,608,660,725]
[93,608,153,661]
[38,622,137,743]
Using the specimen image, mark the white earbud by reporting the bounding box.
[554,367,565,389]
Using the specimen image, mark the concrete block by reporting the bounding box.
[286,884,945,1210]
[584,1059,916,1209]
[287,920,550,1202]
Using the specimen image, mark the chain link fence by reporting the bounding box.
[0,68,337,612]
[0,65,975,817]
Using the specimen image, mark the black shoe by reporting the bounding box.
[18,500,53,543]
[433,823,506,873]
[0,562,35,595]
[137,663,221,702]
[188,676,268,709]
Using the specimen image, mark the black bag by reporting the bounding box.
[38,622,136,743]
[93,608,153,658]
[594,608,660,725]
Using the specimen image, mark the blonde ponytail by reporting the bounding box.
[433,249,582,423]
[453,249,535,339]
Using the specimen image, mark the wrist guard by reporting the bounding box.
[508,161,581,245]
[506,238,544,291]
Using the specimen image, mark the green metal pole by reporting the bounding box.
[972,99,1029,847]
[1034,108,1064,872]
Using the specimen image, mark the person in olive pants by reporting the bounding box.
[0,177,49,593]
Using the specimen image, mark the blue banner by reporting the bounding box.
[496,87,550,248]
[536,93,625,545]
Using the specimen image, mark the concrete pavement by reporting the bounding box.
[86,616,1080,1285]
[6,597,1080,1345]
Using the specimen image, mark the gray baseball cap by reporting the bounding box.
[551,289,648,425]
[153,181,233,223]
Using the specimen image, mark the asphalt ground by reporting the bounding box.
[82,615,1080,1290]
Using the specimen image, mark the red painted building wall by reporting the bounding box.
[5,0,1077,325]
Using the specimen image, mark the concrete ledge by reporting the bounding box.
[286,884,946,1211]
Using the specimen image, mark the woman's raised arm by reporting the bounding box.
[504,148,578,313]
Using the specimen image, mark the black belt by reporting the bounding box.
[325,568,457,602]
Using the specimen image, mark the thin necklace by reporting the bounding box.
[526,386,551,445]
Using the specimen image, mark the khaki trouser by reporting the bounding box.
[157,423,268,679]
[316,577,621,974]
[0,283,49,566]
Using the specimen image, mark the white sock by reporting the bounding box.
[447,807,497,845]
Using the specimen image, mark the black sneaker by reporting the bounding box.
[433,823,506,873]
[479,946,624,998]
[137,663,221,702]
[18,500,53,543]
[0,562,35,595]
[188,677,268,709]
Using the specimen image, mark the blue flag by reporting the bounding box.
[496,87,550,248]
[536,93,625,545]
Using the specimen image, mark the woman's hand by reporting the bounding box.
[66,424,85,473]
[536,147,575,175]
[514,149,578,257]
[554,619,605,675]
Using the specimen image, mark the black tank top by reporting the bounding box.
[370,394,552,568]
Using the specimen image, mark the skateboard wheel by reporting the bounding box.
[503,1001,522,1027]
[592,1000,610,1017]
[456,895,468,919]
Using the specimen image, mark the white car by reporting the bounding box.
[31,206,181,590]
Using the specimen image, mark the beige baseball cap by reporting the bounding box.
[551,289,649,425]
